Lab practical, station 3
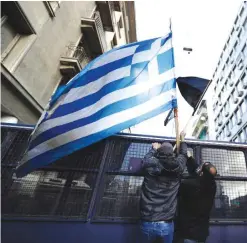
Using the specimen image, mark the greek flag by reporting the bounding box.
[16,32,177,177]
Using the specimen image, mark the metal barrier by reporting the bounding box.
[1,123,247,223]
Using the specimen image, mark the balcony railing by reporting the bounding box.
[81,11,107,56]
[60,42,91,79]
[65,43,90,67]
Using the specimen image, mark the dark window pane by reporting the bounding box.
[2,170,98,219]
[211,180,247,219]
[51,140,106,170]
[1,128,31,166]
[201,148,247,177]
[94,175,143,221]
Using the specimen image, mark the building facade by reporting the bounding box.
[191,2,247,142]
[1,1,136,124]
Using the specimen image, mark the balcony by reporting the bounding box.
[60,42,90,79]
[81,11,107,56]
[96,1,114,31]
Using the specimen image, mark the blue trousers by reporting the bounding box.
[140,221,174,243]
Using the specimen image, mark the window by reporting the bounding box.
[226,122,230,131]
[1,2,36,71]
[2,127,106,219]
[243,16,247,30]
[221,127,226,139]
[1,16,20,60]
[93,138,196,221]
[236,107,242,120]
[240,101,247,114]
[110,34,117,48]
[44,1,61,17]
[218,94,222,104]
[234,16,239,25]
[233,88,238,98]
[201,148,247,177]
[240,72,246,87]
[238,27,243,39]
[94,139,150,220]
[245,95,247,108]
[242,44,247,57]
[230,114,237,127]
[226,57,229,66]
[237,80,243,91]
[229,116,233,129]
[239,7,244,17]
[239,131,245,143]
[222,65,226,75]
[233,40,238,50]
[211,181,247,219]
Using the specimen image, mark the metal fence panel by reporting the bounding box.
[1,125,247,222]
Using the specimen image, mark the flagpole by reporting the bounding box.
[174,108,180,152]
[169,18,180,153]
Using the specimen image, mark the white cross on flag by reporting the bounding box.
[16,32,177,177]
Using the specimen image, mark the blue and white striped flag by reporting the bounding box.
[17,32,177,177]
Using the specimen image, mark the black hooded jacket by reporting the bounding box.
[140,142,188,222]
[175,157,216,241]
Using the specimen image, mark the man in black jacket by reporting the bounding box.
[140,133,188,243]
[174,156,217,243]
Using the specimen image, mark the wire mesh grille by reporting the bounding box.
[105,138,194,173]
[1,126,247,221]
[94,175,143,220]
[1,126,106,219]
[1,128,32,165]
[50,140,106,170]
[105,139,150,172]
[201,148,247,177]
[2,170,97,218]
[211,180,247,219]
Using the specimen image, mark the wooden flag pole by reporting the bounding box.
[169,18,180,153]
[174,108,180,153]
[173,111,194,152]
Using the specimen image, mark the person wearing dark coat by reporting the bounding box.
[174,156,217,243]
[139,132,188,243]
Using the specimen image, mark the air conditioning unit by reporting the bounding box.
[218,120,223,126]
[225,112,229,117]
[229,82,234,87]
[234,98,238,104]
[230,59,234,64]
[236,26,239,31]
[238,91,244,97]
[219,102,222,106]
[215,127,218,132]
[243,82,247,89]
[226,131,231,137]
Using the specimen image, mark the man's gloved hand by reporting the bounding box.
[187,150,193,158]
[152,142,161,150]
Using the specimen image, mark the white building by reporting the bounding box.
[191,2,247,142]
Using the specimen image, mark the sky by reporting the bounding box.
[131,0,242,138]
